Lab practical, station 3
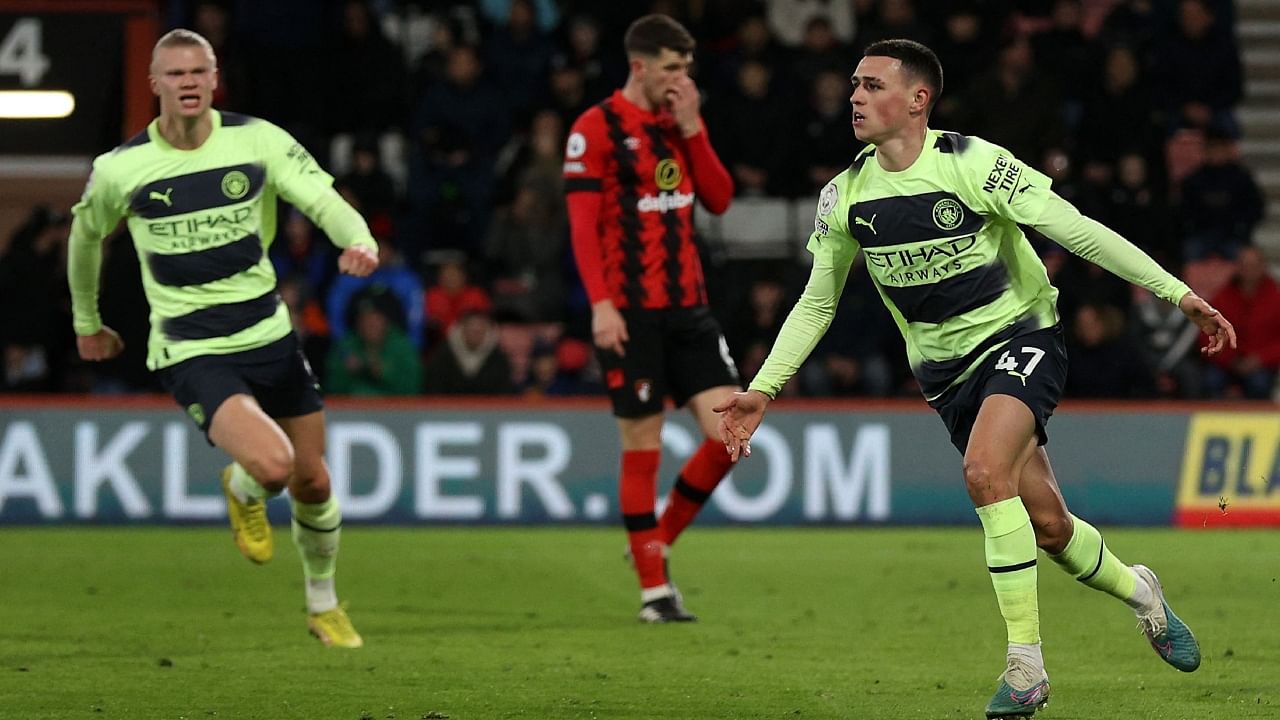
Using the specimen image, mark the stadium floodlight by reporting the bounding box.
[0,90,75,119]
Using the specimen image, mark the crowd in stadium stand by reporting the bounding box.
[2,0,1276,401]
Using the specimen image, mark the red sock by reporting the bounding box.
[620,449,666,589]
[659,438,735,545]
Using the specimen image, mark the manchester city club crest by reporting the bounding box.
[221,170,250,200]
[932,197,964,231]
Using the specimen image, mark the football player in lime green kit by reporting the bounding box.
[68,29,378,648]
[715,39,1235,718]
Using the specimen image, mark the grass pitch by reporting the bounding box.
[0,527,1276,719]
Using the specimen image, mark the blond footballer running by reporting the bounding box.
[69,29,378,647]
[715,40,1235,719]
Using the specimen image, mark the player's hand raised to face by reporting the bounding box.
[77,326,124,361]
[666,76,702,138]
[338,244,379,277]
[1179,291,1237,357]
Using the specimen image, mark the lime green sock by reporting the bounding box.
[291,496,341,613]
[976,498,1040,644]
[1048,514,1137,602]
[229,462,272,502]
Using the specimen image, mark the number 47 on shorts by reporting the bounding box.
[994,346,1045,386]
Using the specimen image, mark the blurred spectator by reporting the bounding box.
[408,44,509,250]
[484,0,555,120]
[279,274,331,382]
[521,337,600,396]
[930,6,995,128]
[1065,303,1155,398]
[479,0,559,33]
[338,133,399,223]
[191,0,248,110]
[329,0,407,136]
[1077,44,1162,165]
[425,257,492,345]
[551,15,626,104]
[1130,288,1203,398]
[767,0,854,46]
[422,306,516,394]
[1202,247,1280,399]
[270,208,337,301]
[1106,152,1177,269]
[726,276,788,381]
[795,69,864,194]
[789,16,850,89]
[1030,0,1091,108]
[0,206,70,392]
[798,264,895,397]
[852,0,933,55]
[1098,0,1160,62]
[1154,0,1242,135]
[1179,129,1265,261]
[484,186,567,322]
[326,297,423,396]
[494,108,565,207]
[708,60,794,196]
[543,63,593,130]
[707,14,790,101]
[954,34,1063,165]
[327,238,425,348]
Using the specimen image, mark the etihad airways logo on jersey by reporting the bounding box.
[147,206,253,240]
[865,236,977,284]
[637,190,694,213]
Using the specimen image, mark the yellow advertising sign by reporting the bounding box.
[1177,413,1280,527]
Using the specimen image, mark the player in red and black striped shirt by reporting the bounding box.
[564,14,740,624]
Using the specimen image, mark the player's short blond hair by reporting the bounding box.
[151,28,217,70]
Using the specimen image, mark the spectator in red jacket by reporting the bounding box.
[1203,246,1280,399]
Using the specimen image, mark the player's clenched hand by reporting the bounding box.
[591,300,629,357]
[666,75,702,138]
[714,389,770,462]
[338,245,379,277]
[1178,291,1236,357]
[77,327,124,361]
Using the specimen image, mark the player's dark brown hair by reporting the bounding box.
[864,39,943,112]
[624,14,695,57]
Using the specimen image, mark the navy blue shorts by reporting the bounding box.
[597,306,741,418]
[927,325,1068,454]
[157,333,323,441]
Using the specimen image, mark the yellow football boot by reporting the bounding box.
[220,464,273,564]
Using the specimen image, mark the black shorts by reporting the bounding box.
[598,306,741,418]
[157,332,323,441]
[927,325,1068,454]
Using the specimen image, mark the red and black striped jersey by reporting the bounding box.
[564,90,733,310]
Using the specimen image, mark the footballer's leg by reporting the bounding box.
[657,385,739,547]
[209,394,294,564]
[618,413,692,623]
[966,397,1050,718]
[278,411,362,648]
[1023,449,1200,671]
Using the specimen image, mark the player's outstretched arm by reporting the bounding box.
[1178,291,1237,357]
[714,389,770,461]
[76,327,124,361]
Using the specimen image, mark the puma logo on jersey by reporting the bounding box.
[854,213,877,235]
[149,188,174,207]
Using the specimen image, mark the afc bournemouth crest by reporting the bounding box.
[634,379,653,403]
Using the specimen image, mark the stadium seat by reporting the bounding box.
[707,197,795,259]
